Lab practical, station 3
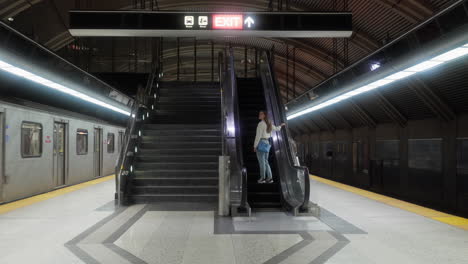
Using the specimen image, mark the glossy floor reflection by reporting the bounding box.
[0,178,467,264]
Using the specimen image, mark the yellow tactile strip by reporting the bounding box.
[0,175,115,215]
[311,175,468,231]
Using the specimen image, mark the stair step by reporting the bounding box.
[141,136,221,143]
[153,110,221,115]
[158,97,220,102]
[157,102,221,107]
[248,192,281,203]
[133,177,218,186]
[134,169,218,178]
[143,124,220,130]
[139,148,221,155]
[143,129,220,136]
[247,183,280,192]
[159,92,220,97]
[140,142,214,148]
[249,202,282,209]
[137,155,218,163]
[150,117,221,125]
[130,194,217,203]
[159,81,219,88]
[136,162,218,170]
[141,142,221,149]
[131,185,218,195]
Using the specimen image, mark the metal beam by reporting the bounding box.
[407,78,456,122]
[317,112,336,132]
[330,109,353,129]
[297,115,318,133]
[348,99,377,128]
[372,90,408,127]
[372,0,434,23]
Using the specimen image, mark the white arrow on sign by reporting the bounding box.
[244,17,255,28]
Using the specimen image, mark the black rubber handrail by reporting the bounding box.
[115,59,160,204]
[259,51,311,213]
[219,48,249,213]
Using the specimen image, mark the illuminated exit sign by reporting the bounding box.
[213,14,244,30]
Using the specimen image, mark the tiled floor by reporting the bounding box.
[0,178,467,264]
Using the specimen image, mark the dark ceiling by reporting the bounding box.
[1,0,465,135]
[0,0,457,96]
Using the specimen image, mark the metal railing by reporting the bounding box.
[219,48,250,215]
[115,63,160,205]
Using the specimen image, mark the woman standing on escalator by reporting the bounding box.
[253,110,285,184]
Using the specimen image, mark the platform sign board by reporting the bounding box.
[69,11,353,38]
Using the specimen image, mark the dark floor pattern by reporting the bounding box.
[65,202,364,264]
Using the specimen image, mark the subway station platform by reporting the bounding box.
[1,175,467,264]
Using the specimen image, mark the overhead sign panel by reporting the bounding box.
[69,11,353,38]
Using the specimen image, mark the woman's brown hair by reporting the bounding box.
[261,110,273,133]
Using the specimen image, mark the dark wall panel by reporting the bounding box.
[457,138,468,214]
[373,140,400,194]
[408,139,443,204]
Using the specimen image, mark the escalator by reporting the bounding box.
[234,52,311,214]
[237,78,282,209]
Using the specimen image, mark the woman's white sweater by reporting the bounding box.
[254,121,281,148]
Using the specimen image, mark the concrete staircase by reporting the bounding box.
[128,82,221,203]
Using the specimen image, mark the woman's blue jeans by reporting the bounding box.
[256,144,272,181]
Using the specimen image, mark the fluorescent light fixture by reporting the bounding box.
[404,60,444,72]
[431,48,468,62]
[0,59,130,116]
[384,71,417,80]
[368,79,395,87]
[287,42,468,120]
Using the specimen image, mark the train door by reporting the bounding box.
[94,128,103,177]
[53,122,67,187]
[0,112,4,202]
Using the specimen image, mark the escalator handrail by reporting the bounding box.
[260,51,311,211]
[219,48,249,211]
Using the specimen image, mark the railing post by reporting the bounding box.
[218,156,231,216]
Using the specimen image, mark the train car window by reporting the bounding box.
[77,129,88,155]
[107,133,115,153]
[21,122,42,158]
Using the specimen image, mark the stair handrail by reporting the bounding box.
[115,62,160,205]
[259,51,311,213]
[219,48,250,214]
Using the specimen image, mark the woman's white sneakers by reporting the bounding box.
[257,179,274,184]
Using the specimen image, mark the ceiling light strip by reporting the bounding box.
[0,60,131,116]
[287,43,468,120]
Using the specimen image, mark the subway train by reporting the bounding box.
[0,98,124,204]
